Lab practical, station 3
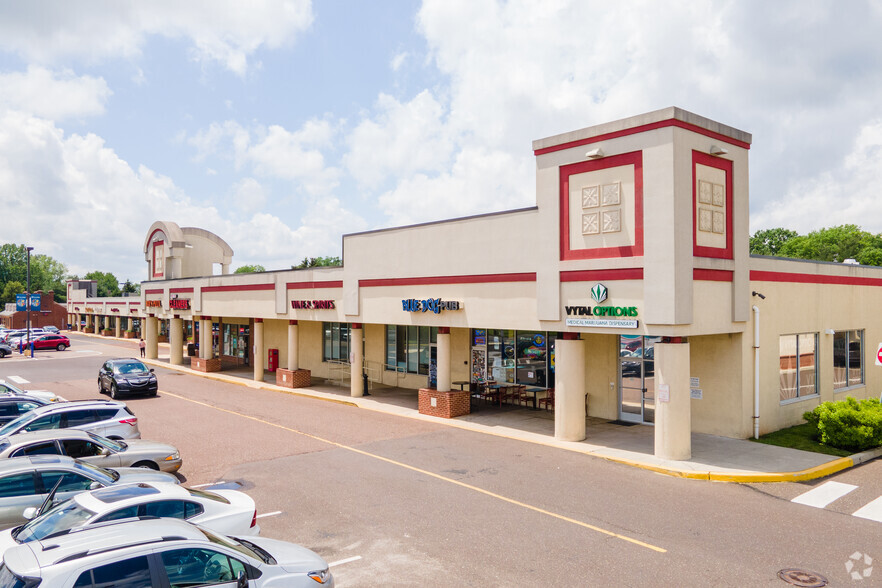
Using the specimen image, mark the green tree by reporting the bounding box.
[0,281,24,306]
[83,271,121,297]
[122,279,140,295]
[234,264,266,274]
[779,225,871,263]
[749,228,798,256]
[293,256,342,269]
[0,245,69,302]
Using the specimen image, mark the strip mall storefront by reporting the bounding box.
[67,107,882,460]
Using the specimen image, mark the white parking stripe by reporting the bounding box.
[853,496,882,522]
[328,556,362,567]
[7,376,29,384]
[255,511,282,519]
[791,481,858,508]
[190,482,223,488]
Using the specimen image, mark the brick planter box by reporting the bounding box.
[190,357,222,372]
[123,332,137,339]
[101,330,114,336]
[418,389,470,419]
[276,368,311,388]
[157,336,169,343]
[83,328,94,334]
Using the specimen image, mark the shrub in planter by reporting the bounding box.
[804,397,882,452]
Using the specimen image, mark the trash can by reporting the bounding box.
[187,343,196,357]
[267,349,279,372]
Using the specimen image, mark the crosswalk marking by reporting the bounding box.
[853,496,882,523]
[791,481,858,508]
[6,376,29,384]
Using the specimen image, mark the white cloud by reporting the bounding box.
[390,51,408,71]
[0,0,314,75]
[231,177,267,215]
[0,66,111,119]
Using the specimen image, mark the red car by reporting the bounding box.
[30,334,71,351]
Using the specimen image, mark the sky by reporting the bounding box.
[1,0,882,284]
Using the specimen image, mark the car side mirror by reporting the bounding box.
[100,448,111,456]
[149,369,155,373]
[22,507,37,520]
[89,482,101,490]
[237,571,248,588]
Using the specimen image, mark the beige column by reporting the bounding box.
[350,324,363,397]
[253,319,265,382]
[654,341,692,460]
[145,316,159,359]
[85,315,92,330]
[199,318,211,359]
[555,337,587,441]
[287,321,299,370]
[436,329,451,392]
[114,316,121,338]
[169,317,184,365]
[76,313,82,331]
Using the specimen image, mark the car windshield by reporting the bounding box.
[0,412,35,436]
[114,362,149,375]
[14,499,95,543]
[72,460,119,484]
[199,527,268,563]
[87,432,126,452]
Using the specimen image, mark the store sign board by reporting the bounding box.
[566,317,638,329]
[291,300,336,310]
[876,343,882,366]
[402,298,462,314]
[145,300,162,308]
[169,299,190,310]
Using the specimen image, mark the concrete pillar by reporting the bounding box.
[169,317,184,365]
[437,329,451,392]
[114,316,121,338]
[145,316,159,359]
[253,319,264,382]
[555,337,587,441]
[287,321,299,370]
[350,324,363,397]
[76,313,82,332]
[85,315,92,330]
[654,341,691,460]
[199,318,211,359]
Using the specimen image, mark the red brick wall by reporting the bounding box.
[276,368,311,388]
[418,389,470,418]
[4,293,67,330]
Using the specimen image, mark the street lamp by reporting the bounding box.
[26,246,33,356]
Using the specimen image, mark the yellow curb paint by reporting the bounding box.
[160,390,667,553]
[708,457,854,483]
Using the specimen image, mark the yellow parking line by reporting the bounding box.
[162,390,667,553]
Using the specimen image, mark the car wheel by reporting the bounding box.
[98,379,104,393]
[132,461,159,470]
[0,350,6,358]
[110,383,119,399]
[56,344,66,351]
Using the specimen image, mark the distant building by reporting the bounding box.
[0,291,67,330]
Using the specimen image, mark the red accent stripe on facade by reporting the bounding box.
[144,289,163,295]
[559,151,644,261]
[129,302,140,306]
[693,268,734,282]
[560,268,644,282]
[692,151,734,260]
[202,284,275,293]
[286,281,344,290]
[534,118,751,156]
[750,270,882,287]
[170,288,194,294]
[359,273,536,287]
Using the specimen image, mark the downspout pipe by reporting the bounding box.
[753,305,760,439]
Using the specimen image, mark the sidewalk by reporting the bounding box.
[71,331,882,483]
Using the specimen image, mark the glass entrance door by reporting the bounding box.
[618,336,660,423]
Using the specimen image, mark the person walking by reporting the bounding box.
[138,338,146,358]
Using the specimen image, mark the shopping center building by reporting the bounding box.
[66,107,882,460]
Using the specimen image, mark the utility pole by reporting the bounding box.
[26,246,33,357]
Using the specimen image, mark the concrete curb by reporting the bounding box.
[67,330,882,484]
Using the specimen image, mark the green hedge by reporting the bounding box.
[804,397,882,452]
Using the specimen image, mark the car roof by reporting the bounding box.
[0,454,79,474]
[8,518,208,574]
[0,394,47,404]
[76,482,189,511]
[24,400,124,416]
[0,428,95,445]
[107,358,146,364]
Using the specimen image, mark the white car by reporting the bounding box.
[0,380,65,403]
[0,481,258,556]
[0,518,333,587]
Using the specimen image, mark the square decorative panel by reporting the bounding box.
[582,212,599,235]
[602,182,621,206]
[698,208,712,232]
[699,180,712,204]
[712,210,725,234]
[581,186,599,209]
[712,183,724,207]
[602,209,621,233]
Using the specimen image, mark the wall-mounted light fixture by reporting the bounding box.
[709,145,729,156]
[824,329,835,335]
[751,291,765,299]
[585,148,604,159]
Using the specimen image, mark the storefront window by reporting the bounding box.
[487,330,515,383]
[833,330,863,390]
[322,323,350,362]
[222,324,250,361]
[385,326,437,375]
[517,332,547,387]
[779,333,818,402]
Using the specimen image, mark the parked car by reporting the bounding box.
[0,345,11,359]
[0,400,140,440]
[29,334,70,352]
[0,381,65,403]
[0,481,258,555]
[98,358,158,398]
[41,327,60,334]
[0,396,49,426]
[0,430,181,473]
[0,455,179,529]
[0,518,332,587]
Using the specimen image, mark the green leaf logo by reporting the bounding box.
[591,283,608,303]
